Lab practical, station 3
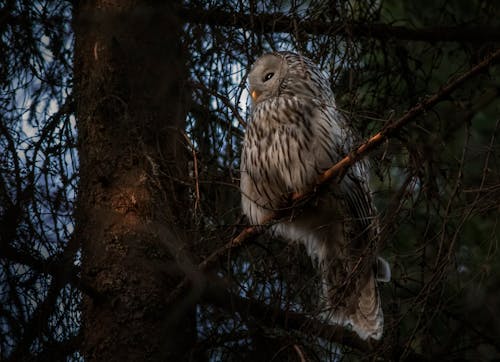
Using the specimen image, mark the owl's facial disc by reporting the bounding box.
[248,53,286,104]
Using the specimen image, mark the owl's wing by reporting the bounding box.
[340,154,391,282]
[341,163,377,243]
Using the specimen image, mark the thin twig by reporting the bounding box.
[182,132,201,213]
[201,280,428,359]
[293,344,307,362]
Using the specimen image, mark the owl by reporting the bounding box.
[240,51,390,340]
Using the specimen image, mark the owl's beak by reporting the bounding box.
[251,89,261,102]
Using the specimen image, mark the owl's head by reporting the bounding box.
[248,53,287,104]
[248,51,333,105]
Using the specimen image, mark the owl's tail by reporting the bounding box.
[323,257,390,341]
[347,271,383,340]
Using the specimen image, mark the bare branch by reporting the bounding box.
[180,6,500,43]
[201,279,428,360]
[0,240,102,302]
[313,48,500,191]
[201,278,373,351]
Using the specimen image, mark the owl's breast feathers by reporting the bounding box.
[241,95,349,224]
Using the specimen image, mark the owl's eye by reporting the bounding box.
[263,72,274,82]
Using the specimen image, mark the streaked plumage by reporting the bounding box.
[240,51,390,340]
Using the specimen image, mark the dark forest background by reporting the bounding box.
[1,0,499,360]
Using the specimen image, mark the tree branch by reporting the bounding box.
[201,280,427,360]
[0,241,102,302]
[202,280,371,350]
[309,47,500,193]
[180,6,500,43]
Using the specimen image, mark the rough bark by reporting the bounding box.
[73,1,195,360]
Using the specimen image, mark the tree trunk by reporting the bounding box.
[73,1,195,360]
